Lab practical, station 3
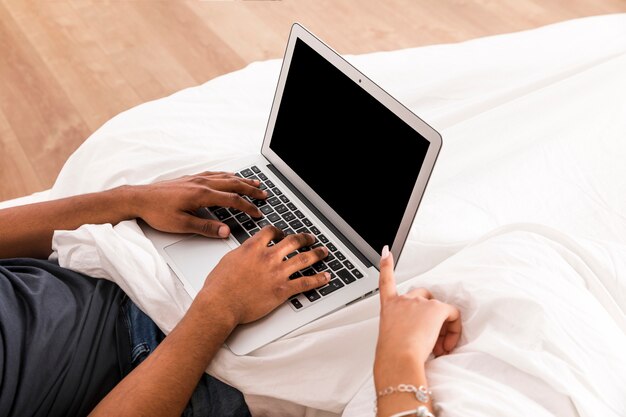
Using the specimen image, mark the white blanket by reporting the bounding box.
[35,14,626,416]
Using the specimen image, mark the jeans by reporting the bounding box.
[120,297,251,417]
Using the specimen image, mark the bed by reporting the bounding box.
[2,14,626,417]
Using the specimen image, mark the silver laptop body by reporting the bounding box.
[141,23,442,355]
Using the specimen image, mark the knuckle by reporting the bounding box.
[299,278,312,292]
[201,222,216,235]
[298,253,310,266]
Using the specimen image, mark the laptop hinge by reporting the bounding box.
[267,164,373,268]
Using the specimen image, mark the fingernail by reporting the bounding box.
[381,245,390,260]
[262,190,268,197]
[218,225,229,238]
[324,272,331,281]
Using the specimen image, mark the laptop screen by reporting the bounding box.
[269,39,431,253]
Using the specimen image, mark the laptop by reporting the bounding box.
[141,23,442,355]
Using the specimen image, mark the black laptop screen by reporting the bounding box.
[269,38,430,253]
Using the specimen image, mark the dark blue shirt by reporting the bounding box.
[0,259,131,417]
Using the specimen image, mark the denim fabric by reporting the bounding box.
[121,298,251,417]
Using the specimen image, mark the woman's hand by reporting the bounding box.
[374,246,462,387]
[129,171,266,238]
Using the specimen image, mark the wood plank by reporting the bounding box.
[0,1,91,196]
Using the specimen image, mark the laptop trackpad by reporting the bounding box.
[164,236,233,296]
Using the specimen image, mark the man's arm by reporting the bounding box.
[0,172,265,259]
[89,227,331,417]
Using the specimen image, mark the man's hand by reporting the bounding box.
[200,226,331,325]
[130,171,266,238]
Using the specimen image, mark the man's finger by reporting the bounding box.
[283,245,328,276]
[286,272,331,298]
[378,245,397,304]
[179,215,229,238]
[202,178,267,201]
[199,189,262,218]
[251,225,284,246]
[274,232,316,257]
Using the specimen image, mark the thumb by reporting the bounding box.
[180,214,230,238]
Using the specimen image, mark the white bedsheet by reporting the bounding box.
[9,13,626,416]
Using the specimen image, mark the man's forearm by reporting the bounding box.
[0,186,138,259]
[89,291,237,417]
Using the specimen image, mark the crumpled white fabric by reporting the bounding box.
[43,14,626,417]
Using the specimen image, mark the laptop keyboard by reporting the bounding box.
[209,165,364,311]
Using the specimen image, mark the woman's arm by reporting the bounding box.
[374,246,462,417]
[0,172,265,259]
[89,227,331,417]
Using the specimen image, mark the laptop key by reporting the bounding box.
[275,220,288,230]
[289,271,302,279]
[289,219,303,230]
[290,299,303,309]
[318,234,329,244]
[272,187,283,196]
[265,189,275,198]
[294,210,305,219]
[284,228,295,235]
[310,226,321,235]
[353,269,364,279]
[286,251,298,259]
[302,218,313,227]
[266,180,275,188]
[335,251,346,261]
[279,195,289,203]
[224,218,250,244]
[228,207,241,216]
[236,213,251,223]
[327,243,337,252]
[275,204,288,214]
[295,227,310,235]
[304,289,321,302]
[259,183,267,190]
[328,260,342,271]
[287,203,297,211]
[253,199,267,207]
[267,213,280,223]
[258,173,268,181]
[256,219,270,228]
[240,168,254,178]
[344,260,355,270]
[242,220,256,231]
[260,205,274,215]
[318,279,344,296]
[313,261,327,272]
[213,208,231,221]
[249,228,261,236]
[267,196,280,206]
[302,268,316,276]
[337,268,356,285]
[282,212,296,222]
[251,165,261,173]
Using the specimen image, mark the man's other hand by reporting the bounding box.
[130,171,266,238]
[199,226,331,325]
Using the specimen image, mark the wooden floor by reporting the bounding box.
[1,0,625,201]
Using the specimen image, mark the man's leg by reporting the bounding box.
[120,297,251,417]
